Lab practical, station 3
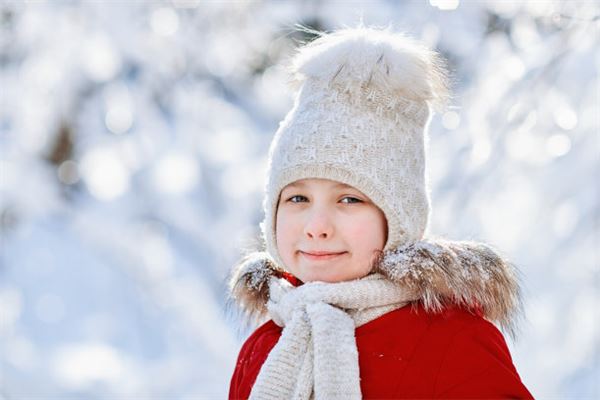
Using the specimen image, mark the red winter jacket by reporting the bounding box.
[229,302,533,399]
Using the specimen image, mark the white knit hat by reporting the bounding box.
[259,26,450,270]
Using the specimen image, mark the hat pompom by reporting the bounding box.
[286,26,450,111]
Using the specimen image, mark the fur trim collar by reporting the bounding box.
[228,238,524,339]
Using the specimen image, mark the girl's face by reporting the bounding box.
[275,178,388,283]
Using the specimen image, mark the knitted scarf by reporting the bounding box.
[248,273,418,400]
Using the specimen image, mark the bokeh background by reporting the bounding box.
[1,0,598,398]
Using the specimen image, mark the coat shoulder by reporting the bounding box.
[356,302,533,399]
[359,301,490,337]
[421,304,533,398]
[355,302,491,398]
[244,319,282,348]
[229,320,282,400]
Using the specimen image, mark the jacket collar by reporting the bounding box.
[228,237,524,339]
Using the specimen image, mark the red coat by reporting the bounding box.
[229,302,533,399]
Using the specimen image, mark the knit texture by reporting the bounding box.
[248,273,417,400]
[259,26,449,270]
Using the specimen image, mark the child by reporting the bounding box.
[227,26,533,399]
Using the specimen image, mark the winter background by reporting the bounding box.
[0,0,598,398]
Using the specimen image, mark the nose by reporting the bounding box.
[303,209,334,240]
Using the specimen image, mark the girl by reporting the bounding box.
[227,26,533,399]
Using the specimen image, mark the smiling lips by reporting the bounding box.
[300,251,347,261]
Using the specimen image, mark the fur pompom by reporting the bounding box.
[287,26,450,111]
[375,238,524,339]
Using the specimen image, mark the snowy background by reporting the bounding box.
[1,0,598,398]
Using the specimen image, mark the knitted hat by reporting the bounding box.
[259,26,450,270]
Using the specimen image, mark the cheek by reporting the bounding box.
[275,211,284,244]
[344,212,387,249]
[275,210,296,250]
[377,211,388,246]
[342,219,366,240]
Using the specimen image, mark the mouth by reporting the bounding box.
[300,251,348,261]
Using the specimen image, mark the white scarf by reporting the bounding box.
[248,273,417,400]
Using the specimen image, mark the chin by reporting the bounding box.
[305,275,338,283]
[295,269,334,283]
[301,270,358,284]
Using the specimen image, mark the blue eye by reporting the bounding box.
[287,195,307,203]
[341,196,362,204]
[285,195,362,204]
